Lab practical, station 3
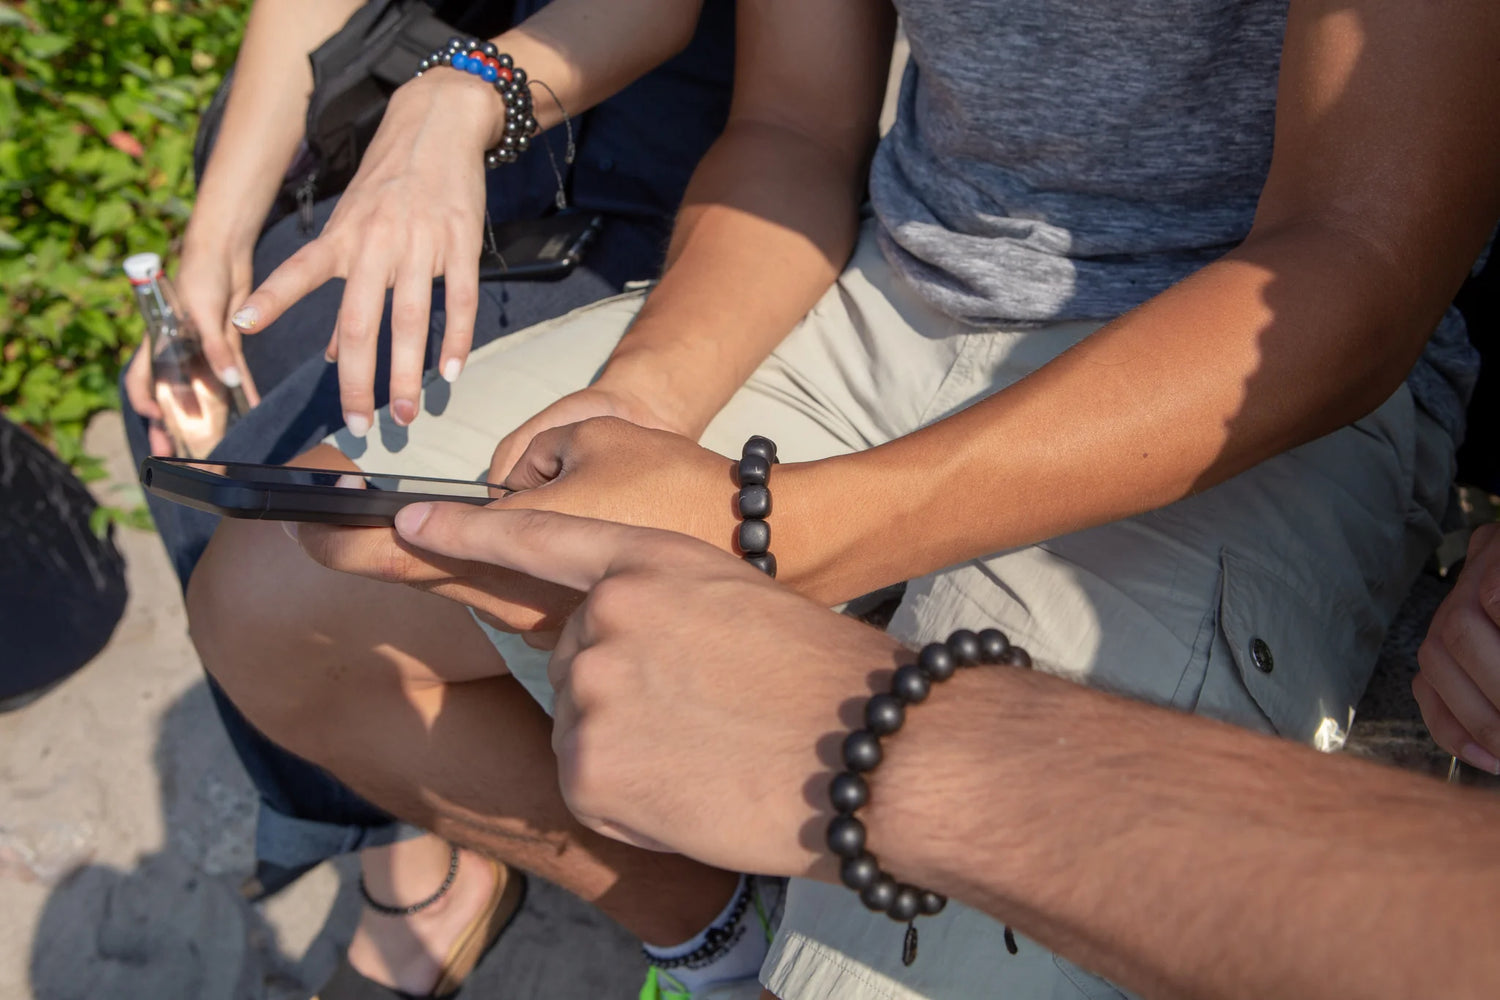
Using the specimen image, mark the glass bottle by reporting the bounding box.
[123,252,246,459]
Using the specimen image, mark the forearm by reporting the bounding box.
[860,666,1500,1000]
[596,119,866,436]
[780,221,1462,603]
[188,0,362,250]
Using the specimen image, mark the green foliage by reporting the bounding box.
[0,0,248,476]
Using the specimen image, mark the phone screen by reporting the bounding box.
[146,460,504,499]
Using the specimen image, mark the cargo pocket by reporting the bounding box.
[1208,548,1384,749]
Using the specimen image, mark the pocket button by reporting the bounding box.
[1249,637,1275,674]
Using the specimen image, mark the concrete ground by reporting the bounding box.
[0,411,644,1000]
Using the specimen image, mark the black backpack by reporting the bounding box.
[193,0,517,232]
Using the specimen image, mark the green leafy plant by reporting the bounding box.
[0,0,248,487]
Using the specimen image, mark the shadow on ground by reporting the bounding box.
[25,682,644,1000]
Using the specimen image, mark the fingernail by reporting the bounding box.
[344,412,371,438]
[1460,743,1500,775]
[442,358,463,383]
[219,366,242,388]
[391,398,418,426]
[394,503,432,536]
[281,521,299,543]
[230,306,258,330]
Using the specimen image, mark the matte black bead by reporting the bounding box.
[917,642,956,681]
[860,875,898,912]
[826,815,866,858]
[840,852,880,891]
[919,891,947,915]
[744,552,777,577]
[890,664,930,704]
[947,629,982,666]
[828,771,869,813]
[842,729,882,772]
[738,484,771,519]
[978,628,1010,663]
[737,518,770,556]
[738,454,770,487]
[1001,646,1033,669]
[863,693,904,736]
[742,435,778,464]
[887,885,921,922]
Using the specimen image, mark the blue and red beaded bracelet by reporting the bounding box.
[415,36,537,169]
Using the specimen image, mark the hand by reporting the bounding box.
[228,69,505,436]
[1414,523,1500,774]
[297,417,738,635]
[487,383,687,483]
[123,242,258,456]
[387,501,906,876]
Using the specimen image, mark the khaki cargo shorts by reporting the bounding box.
[333,220,1452,1000]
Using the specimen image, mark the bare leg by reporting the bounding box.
[187,446,738,951]
[346,834,500,993]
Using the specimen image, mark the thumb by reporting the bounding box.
[393,503,647,592]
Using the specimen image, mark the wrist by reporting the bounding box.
[183,202,263,258]
[592,349,721,439]
[397,68,510,150]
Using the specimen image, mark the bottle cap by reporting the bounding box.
[123,252,162,285]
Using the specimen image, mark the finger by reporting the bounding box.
[1412,672,1499,774]
[1429,594,1500,712]
[334,251,392,438]
[387,248,434,428]
[148,422,174,457]
[219,330,262,407]
[232,240,338,337]
[296,521,456,585]
[324,330,339,364]
[188,298,244,390]
[124,345,162,420]
[521,629,561,651]
[393,502,658,592]
[437,221,481,384]
[1415,635,1500,762]
[502,423,573,491]
[1468,524,1500,628]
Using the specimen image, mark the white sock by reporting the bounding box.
[642,875,772,994]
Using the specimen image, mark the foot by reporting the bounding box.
[345,846,500,995]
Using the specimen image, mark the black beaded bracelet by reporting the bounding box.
[828,627,1033,966]
[736,435,778,577]
[414,36,537,169]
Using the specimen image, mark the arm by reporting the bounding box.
[862,659,1500,1000]
[228,0,724,432]
[125,0,362,436]
[311,503,1500,1000]
[484,0,896,477]
[776,0,1500,603]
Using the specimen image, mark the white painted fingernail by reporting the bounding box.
[442,358,463,383]
[1460,743,1500,775]
[344,412,371,438]
[219,366,242,388]
[230,306,258,330]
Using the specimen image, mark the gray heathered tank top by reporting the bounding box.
[870,0,1477,440]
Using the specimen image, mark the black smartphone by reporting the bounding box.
[443,212,604,284]
[141,457,506,526]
